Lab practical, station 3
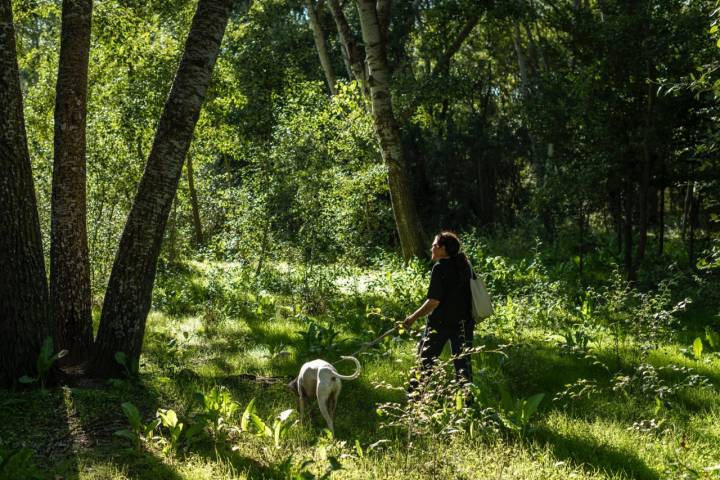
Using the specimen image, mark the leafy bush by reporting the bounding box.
[0,446,42,480]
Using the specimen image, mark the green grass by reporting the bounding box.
[2,259,720,479]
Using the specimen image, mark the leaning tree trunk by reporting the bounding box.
[0,0,52,387]
[90,0,233,377]
[356,0,425,260]
[305,0,337,96]
[50,0,94,365]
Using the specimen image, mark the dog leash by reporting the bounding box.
[349,326,398,357]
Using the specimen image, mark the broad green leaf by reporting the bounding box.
[693,337,703,360]
[524,393,545,419]
[241,399,256,432]
[113,429,136,442]
[158,409,179,428]
[706,327,720,350]
[250,413,269,437]
[121,402,142,430]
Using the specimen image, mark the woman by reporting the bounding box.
[404,231,474,389]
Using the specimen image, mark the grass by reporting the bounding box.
[2,257,719,479]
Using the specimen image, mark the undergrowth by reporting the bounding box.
[2,234,720,479]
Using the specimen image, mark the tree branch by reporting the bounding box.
[398,13,480,123]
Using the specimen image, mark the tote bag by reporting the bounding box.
[468,262,493,321]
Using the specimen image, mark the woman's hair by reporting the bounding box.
[435,231,471,280]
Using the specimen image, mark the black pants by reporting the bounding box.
[412,320,474,390]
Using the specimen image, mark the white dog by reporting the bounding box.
[287,356,361,437]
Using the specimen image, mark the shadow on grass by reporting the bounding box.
[186,442,291,480]
[531,426,660,480]
[44,377,198,480]
[474,334,720,419]
[0,389,80,479]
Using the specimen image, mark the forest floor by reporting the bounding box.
[1,259,719,479]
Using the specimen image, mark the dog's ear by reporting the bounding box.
[286,378,298,395]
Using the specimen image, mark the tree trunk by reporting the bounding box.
[578,206,585,282]
[658,186,664,255]
[634,153,650,269]
[328,0,368,94]
[0,0,52,387]
[306,0,337,96]
[356,0,425,260]
[688,189,698,269]
[186,153,204,245]
[512,23,530,98]
[623,182,636,282]
[90,0,233,377]
[167,198,178,264]
[682,181,693,241]
[634,63,655,271]
[50,0,94,365]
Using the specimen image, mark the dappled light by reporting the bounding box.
[2,0,720,478]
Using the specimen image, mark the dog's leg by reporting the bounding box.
[318,397,335,437]
[297,384,306,423]
[316,385,335,437]
[327,391,337,421]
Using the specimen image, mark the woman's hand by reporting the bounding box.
[403,315,416,329]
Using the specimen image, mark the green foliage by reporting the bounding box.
[18,337,67,389]
[276,454,343,480]
[296,320,347,356]
[0,446,42,480]
[693,337,704,360]
[114,402,161,448]
[239,399,297,448]
[497,389,545,434]
[148,331,190,377]
[611,363,712,400]
[114,351,134,377]
[193,386,238,437]
[156,408,184,454]
[689,328,720,361]
[377,347,503,441]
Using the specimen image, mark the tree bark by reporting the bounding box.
[376,0,391,44]
[186,153,204,245]
[634,63,655,271]
[512,23,530,98]
[328,0,367,93]
[50,0,93,365]
[90,0,233,377]
[356,0,425,260]
[688,189,698,268]
[305,0,337,96]
[658,186,664,255]
[0,0,52,387]
[682,180,692,241]
[623,181,636,282]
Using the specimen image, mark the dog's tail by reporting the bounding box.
[334,356,361,380]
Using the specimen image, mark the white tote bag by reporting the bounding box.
[468,262,493,321]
